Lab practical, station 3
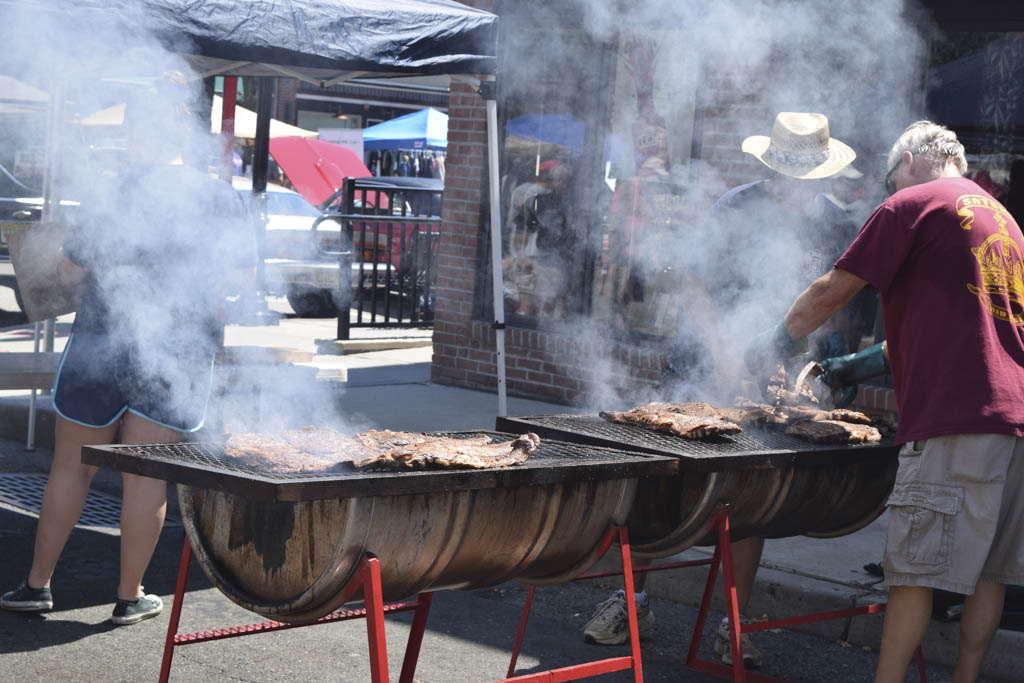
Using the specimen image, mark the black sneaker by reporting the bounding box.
[1,581,53,612]
[111,594,162,625]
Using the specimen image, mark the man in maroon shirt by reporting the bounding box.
[750,120,1024,682]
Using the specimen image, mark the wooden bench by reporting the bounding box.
[0,352,61,390]
[0,351,61,449]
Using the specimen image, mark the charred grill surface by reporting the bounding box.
[496,414,898,471]
[497,413,898,558]
[81,431,677,502]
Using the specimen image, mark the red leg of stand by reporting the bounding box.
[915,646,927,682]
[685,541,722,667]
[159,536,193,683]
[618,526,644,683]
[716,507,747,683]
[398,592,433,683]
[507,585,536,678]
[363,555,390,683]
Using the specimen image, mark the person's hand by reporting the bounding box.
[744,322,808,376]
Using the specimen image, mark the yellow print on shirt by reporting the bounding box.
[957,195,1024,324]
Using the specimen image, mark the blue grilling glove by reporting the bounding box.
[818,342,890,387]
[815,342,890,408]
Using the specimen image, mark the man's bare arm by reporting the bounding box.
[784,268,868,340]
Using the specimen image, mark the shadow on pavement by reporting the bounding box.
[0,507,210,653]
[0,616,119,653]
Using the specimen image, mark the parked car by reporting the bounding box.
[233,176,348,316]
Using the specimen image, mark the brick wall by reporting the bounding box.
[694,67,775,206]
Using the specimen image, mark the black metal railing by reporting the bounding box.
[319,177,443,339]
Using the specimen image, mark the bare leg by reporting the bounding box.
[27,417,119,589]
[116,413,179,601]
[874,585,932,683]
[730,536,765,615]
[952,579,1005,683]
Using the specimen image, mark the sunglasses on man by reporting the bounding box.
[884,160,901,196]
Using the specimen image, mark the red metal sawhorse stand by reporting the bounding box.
[511,506,927,683]
[502,525,645,682]
[158,537,434,683]
[683,506,926,682]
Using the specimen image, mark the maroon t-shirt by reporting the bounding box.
[835,176,1024,443]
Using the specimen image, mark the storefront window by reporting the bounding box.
[493,2,702,340]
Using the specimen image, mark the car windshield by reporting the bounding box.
[264,191,321,218]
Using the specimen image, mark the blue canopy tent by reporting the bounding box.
[363,107,448,151]
[506,113,584,155]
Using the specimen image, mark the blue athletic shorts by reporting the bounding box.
[53,331,216,433]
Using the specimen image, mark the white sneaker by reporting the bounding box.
[582,591,656,645]
[714,618,763,668]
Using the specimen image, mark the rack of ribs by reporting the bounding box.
[222,427,541,473]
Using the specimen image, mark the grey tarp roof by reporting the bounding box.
[0,0,497,82]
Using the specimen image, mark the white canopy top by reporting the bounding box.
[76,94,316,139]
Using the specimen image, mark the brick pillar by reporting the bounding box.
[275,77,299,124]
[431,79,493,387]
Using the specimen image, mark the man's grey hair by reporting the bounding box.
[887,121,967,175]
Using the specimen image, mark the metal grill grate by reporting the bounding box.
[496,414,898,471]
[0,473,182,528]
[82,431,678,502]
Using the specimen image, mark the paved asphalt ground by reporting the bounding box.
[0,275,1007,682]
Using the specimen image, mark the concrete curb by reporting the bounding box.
[587,547,1020,681]
[315,337,433,355]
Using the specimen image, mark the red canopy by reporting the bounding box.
[269,136,373,207]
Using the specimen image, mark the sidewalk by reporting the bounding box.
[0,305,1019,681]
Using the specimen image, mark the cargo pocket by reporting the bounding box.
[885,483,962,574]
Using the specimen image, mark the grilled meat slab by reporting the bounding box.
[281,425,359,456]
[599,407,742,440]
[638,401,749,425]
[352,430,540,470]
[733,399,871,426]
[223,433,343,473]
[784,420,881,444]
[223,427,539,473]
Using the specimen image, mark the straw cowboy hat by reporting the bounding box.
[741,112,855,179]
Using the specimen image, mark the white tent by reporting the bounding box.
[209,95,315,139]
[76,95,316,139]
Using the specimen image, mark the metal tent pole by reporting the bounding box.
[482,79,507,417]
[27,79,66,450]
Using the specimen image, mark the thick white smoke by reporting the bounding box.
[0,4,361,436]
[504,0,933,409]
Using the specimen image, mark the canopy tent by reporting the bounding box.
[927,37,1024,154]
[2,0,511,418]
[506,114,585,156]
[363,107,448,151]
[210,95,315,139]
[0,0,497,84]
[75,96,316,139]
[0,75,47,114]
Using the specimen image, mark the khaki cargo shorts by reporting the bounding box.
[883,433,1024,594]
